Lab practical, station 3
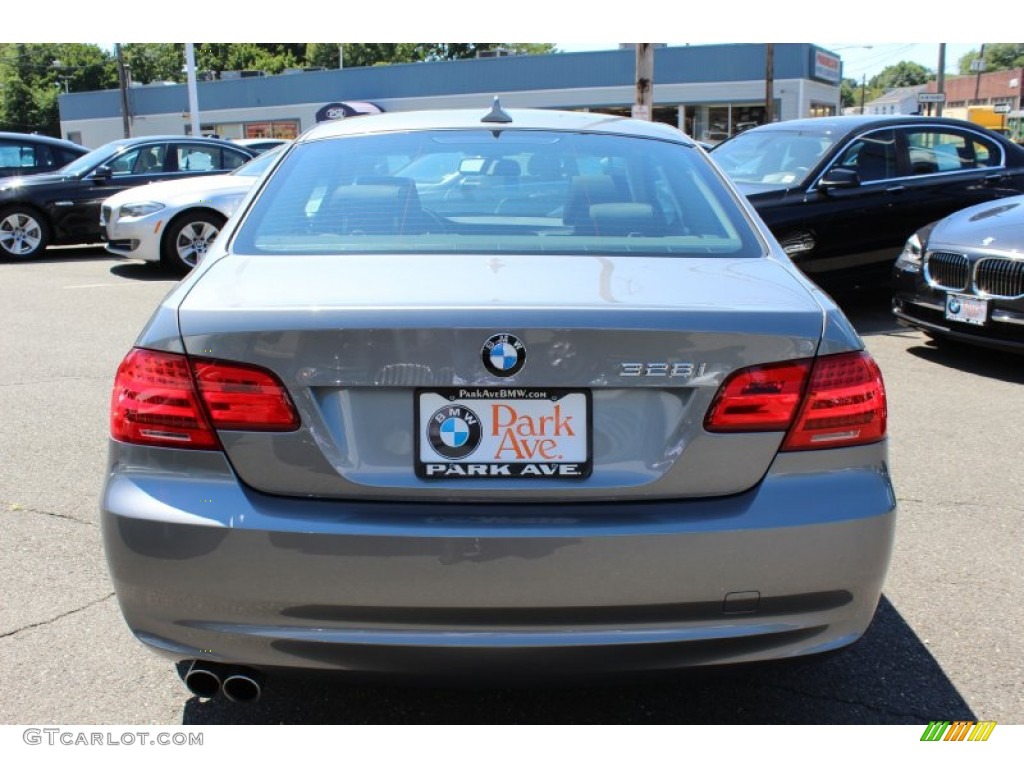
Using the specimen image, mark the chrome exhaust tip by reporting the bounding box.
[183,660,222,699]
[221,668,264,704]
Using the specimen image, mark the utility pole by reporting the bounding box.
[634,44,654,120]
[860,74,867,114]
[185,43,201,138]
[973,43,986,105]
[936,44,946,117]
[765,44,775,124]
[115,43,131,138]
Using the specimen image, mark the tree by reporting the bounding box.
[0,43,114,135]
[839,77,860,108]
[123,43,185,84]
[958,44,1024,74]
[868,61,933,91]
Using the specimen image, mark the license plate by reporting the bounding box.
[945,293,988,326]
[415,388,591,479]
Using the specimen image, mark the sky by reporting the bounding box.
[41,0,994,87]
[555,43,980,84]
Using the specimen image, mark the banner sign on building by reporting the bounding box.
[812,49,842,84]
[315,101,385,123]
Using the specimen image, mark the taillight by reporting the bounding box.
[111,348,298,449]
[192,359,300,431]
[704,359,812,432]
[705,351,887,451]
[782,351,886,451]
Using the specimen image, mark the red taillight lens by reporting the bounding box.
[704,359,812,432]
[192,359,300,431]
[111,348,298,449]
[111,348,219,448]
[704,351,887,451]
[782,351,886,451]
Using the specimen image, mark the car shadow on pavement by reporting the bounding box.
[826,283,908,337]
[905,340,1024,384]
[0,245,111,264]
[108,262,179,282]
[179,596,974,725]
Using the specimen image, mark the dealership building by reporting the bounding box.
[58,43,843,149]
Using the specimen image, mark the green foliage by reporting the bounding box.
[0,43,115,135]
[868,61,933,91]
[0,42,559,135]
[957,44,1024,74]
[840,78,860,108]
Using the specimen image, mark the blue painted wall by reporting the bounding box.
[60,44,835,121]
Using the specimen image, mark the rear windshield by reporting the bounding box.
[231,129,763,258]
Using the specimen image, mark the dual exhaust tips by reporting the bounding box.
[184,660,263,704]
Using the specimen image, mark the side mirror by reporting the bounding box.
[817,167,859,191]
[90,165,113,183]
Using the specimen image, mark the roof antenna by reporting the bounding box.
[481,96,513,124]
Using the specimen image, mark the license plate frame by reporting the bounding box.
[415,387,592,480]
[945,293,988,326]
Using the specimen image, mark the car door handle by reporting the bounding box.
[984,173,1007,184]
[885,185,906,194]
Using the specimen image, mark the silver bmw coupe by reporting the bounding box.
[102,104,895,702]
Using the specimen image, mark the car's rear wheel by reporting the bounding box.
[0,206,50,260]
[161,211,225,274]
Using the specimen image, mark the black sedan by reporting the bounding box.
[0,135,256,260]
[710,115,1024,285]
[0,132,88,181]
[893,195,1024,354]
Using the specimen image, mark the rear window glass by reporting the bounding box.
[231,129,762,258]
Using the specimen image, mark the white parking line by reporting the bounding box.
[62,282,164,289]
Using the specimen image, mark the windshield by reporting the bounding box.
[232,129,762,258]
[57,140,129,177]
[232,144,286,178]
[711,129,836,187]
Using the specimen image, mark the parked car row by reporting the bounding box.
[0,135,257,260]
[4,117,1020,356]
[709,114,1024,354]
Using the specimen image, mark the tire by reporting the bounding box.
[0,206,50,260]
[161,210,226,274]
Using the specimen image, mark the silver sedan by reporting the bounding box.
[101,145,285,272]
[102,105,895,703]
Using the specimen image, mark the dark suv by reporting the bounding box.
[0,132,88,182]
[0,135,255,260]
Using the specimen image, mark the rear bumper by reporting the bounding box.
[101,442,896,679]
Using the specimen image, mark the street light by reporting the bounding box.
[50,59,71,94]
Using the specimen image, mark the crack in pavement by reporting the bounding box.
[0,593,116,640]
[0,376,109,387]
[897,496,1021,513]
[4,502,95,526]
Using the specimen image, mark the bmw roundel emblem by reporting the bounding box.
[481,333,526,377]
[948,297,961,315]
[426,405,482,459]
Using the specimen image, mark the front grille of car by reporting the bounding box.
[925,251,970,291]
[975,257,1024,299]
[101,205,113,226]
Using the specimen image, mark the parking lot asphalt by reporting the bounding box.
[1,249,1021,725]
